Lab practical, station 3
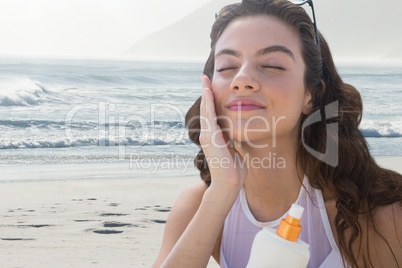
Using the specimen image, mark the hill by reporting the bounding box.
[126,0,402,63]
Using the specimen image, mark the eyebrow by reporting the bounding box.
[257,45,295,61]
[215,48,242,59]
[215,45,295,61]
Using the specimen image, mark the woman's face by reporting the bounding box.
[211,15,312,147]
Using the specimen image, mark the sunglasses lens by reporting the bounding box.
[291,0,308,4]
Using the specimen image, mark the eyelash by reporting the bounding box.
[262,65,285,70]
[216,67,236,72]
[216,65,285,72]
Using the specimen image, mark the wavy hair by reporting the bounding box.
[185,0,402,267]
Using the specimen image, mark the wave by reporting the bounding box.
[3,118,400,135]
[0,119,65,129]
[0,136,190,149]
[1,129,400,150]
[3,128,401,150]
[0,119,190,149]
[1,118,401,150]
[360,121,402,138]
[360,128,402,138]
[0,77,56,107]
[0,119,185,130]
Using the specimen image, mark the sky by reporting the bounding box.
[1,0,401,62]
[0,0,210,58]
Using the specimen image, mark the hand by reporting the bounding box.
[199,75,247,192]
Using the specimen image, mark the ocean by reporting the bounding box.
[0,58,401,168]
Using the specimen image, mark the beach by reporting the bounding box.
[0,157,400,268]
[0,161,220,267]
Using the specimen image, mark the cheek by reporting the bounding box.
[271,77,306,103]
[267,83,307,127]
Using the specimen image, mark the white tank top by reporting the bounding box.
[220,175,348,268]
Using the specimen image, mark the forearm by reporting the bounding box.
[161,186,239,268]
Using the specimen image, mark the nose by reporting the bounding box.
[230,66,260,93]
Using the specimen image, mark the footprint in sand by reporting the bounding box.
[100,213,129,217]
[1,238,36,241]
[17,224,53,228]
[155,208,171,212]
[89,221,142,234]
[135,205,171,212]
[74,220,98,223]
[151,219,167,224]
[92,230,124,234]
[103,221,134,228]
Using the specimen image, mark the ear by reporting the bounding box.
[302,90,313,115]
[302,80,325,115]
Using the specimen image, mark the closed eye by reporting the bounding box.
[216,66,238,72]
[262,65,285,70]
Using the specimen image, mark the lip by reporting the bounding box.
[225,98,266,111]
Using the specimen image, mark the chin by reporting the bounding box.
[218,118,282,148]
[232,133,271,146]
[220,126,271,147]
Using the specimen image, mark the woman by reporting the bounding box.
[153,0,402,267]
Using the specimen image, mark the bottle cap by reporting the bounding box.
[276,203,304,242]
[288,203,304,220]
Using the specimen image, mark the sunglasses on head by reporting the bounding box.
[291,0,320,46]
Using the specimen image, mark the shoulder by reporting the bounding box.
[323,194,402,267]
[372,201,402,225]
[163,181,208,238]
[152,181,209,267]
[370,202,402,250]
[360,202,402,267]
[169,181,209,219]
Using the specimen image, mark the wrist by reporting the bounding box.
[202,184,241,215]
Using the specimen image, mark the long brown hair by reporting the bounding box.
[185,0,402,267]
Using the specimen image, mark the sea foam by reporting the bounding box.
[0,77,53,106]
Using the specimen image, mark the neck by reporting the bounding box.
[235,137,304,222]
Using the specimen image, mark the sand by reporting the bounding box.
[0,157,400,267]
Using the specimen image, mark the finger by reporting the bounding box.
[200,89,214,148]
[201,75,212,119]
[200,75,214,126]
[204,88,216,123]
[199,76,211,149]
[200,76,221,150]
[201,75,216,122]
[201,75,211,91]
[200,78,208,131]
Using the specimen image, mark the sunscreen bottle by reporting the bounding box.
[246,203,310,268]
